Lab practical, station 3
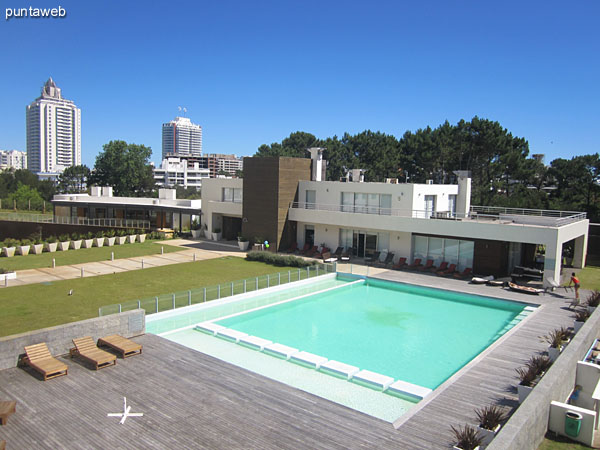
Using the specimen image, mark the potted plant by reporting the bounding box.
[542,328,569,362]
[516,365,537,403]
[585,291,600,314]
[237,235,250,251]
[105,229,116,246]
[574,308,590,333]
[475,405,506,446]
[45,235,58,253]
[126,228,137,244]
[212,227,222,241]
[17,239,31,256]
[0,268,17,283]
[116,229,127,245]
[138,231,146,243]
[450,424,483,450]
[70,232,82,250]
[58,234,71,251]
[94,231,105,247]
[31,235,44,255]
[191,219,202,238]
[82,232,94,249]
[1,239,17,257]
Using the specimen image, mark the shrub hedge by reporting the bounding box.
[245,251,317,268]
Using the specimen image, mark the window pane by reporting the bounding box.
[413,236,428,261]
[428,237,444,265]
[458,240,474,271]
[234,188,242,203]
[306,190,316,209]
[355,193,367,214]
[380,194,392,215]
[368,193,379,214]
[444,239,459,266]
[378,232,390,252]
[341,192,353,212]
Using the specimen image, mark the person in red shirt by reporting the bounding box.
[569,272,580,302]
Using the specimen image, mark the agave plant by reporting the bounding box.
[542,329,565,349]
[516,365,538,387]
[527,355,552,375]
[575,308,591,322]
[586,290,600,308]
[475,405,507,431]
[450,424,483,450]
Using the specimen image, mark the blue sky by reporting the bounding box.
[0,0,598,167]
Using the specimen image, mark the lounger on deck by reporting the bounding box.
[299,243,311,255]
[98,335,143,358]
[365,251,381,264]
[435,261,448,273]
[392,257,407,270]
[70,336,116,370]
[23,343,68,381]
[305,245,318,257]
[417,259,435,271]
[453,267,472,279]
[437,263,457,276]
[321,252,338,263]
[375,252,395,267]
[286,242,298,253]
[332,247,344,258]
[340,248,351,261]
[407,258,422,270]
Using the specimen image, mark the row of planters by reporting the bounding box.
[1,229,147,257]
[451,295,599,450]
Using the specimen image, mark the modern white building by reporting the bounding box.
[211,153,243,174]
[0,150,27,170]
[153,156,210,189]
[26,78,81,175]
[202,153,589,287]
[162,116,202,159]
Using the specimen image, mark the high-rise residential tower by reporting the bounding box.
[26,78,81,175]
[162,116,202,159]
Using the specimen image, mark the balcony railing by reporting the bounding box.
[289,202,586,227]
[0,212,150,229]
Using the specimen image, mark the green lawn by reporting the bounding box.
[0,240,180,271]
[538,432,590,449]
[0,257,312,337]
[575,266,600,292]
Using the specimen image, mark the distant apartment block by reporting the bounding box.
[210,153,243,175]
[0,150,27,170]
[153,156,210,189]
[26,78,81,175]
[162,116,202,159]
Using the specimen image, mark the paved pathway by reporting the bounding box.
[0,239,245,288]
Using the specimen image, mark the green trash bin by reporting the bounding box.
[565,411,582,437]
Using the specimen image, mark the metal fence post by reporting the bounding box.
[256,277,258,290]
[142,259,144,269]
[244,279,247,293]
[298,268,301,280]
[188,290,192,305]
[118,304,122,313]
[267,275,270,288]
[172,294,176,310]
[203,287,206,302]
[231,282,234,296]
[278,272,281,285]
[307,267,310,278]
[218,284,220,299]
[316,266,319,277]
[81,267,84,278]
[137,300,141,309]
[155,297,159,313]
[98,308,102,316]
[288,270,291,283]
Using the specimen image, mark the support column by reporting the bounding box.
[572,234,588,269]
[543,239,563,287]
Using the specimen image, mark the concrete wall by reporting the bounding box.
[0,309,145,370]
[548,402,596,446]
[487,307,600,450]
[0,221,145,241]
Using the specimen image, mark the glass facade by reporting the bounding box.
[340,192,392,215]
[412,235,474,270]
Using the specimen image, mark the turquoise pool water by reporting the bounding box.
[215,276,528,389]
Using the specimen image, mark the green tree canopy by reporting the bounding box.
[89,141,155,196]
[57,165,90,194]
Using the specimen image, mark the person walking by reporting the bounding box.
[568,272,580,304]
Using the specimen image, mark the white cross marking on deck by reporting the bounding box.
[107,397,144,424]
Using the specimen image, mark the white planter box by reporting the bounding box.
[574,320,585,334]
[45,243,58,253]
[71,240,82,250]
[127,235,137,244]
[477,424,501,446]
[517,384,533,403]
[191,230,201,239]
[82,239,94,249]
[32,244,44,255]
[116,236,127,245]
[106,237,116,247]
[0,272,16,282]
[238,241,249,251]
[2,247,16,257]
[18,245,31,256]
[138,234,146,243]
[453,446,480,450]
[588,306,597,314]
[94,237,105,247]
[548,346,561,362]
[58,241,70,251]
[212,232,222,241]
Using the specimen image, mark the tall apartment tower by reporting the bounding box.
[162,116,202,159]
[26,78,81,175]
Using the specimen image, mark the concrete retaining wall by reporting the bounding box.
[488,307,600,450]
[0,309,145,370]
[0,221,147,241]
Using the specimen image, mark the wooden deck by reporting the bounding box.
[0,271,581,449]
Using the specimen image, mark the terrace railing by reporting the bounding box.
[290,202,586,226]
[98,263,336,317]
[0,212,150,229]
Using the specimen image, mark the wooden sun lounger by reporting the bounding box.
[23,343,68,381]
[70,336,116,370]
[98,335,143,358]
[0,400,16,425]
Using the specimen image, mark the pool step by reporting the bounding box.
[239,335,273,351]
[491,308,537,340]
[319,360,360,380]
[388,380,432,400]
[263,343,300,360]
[290,351,328,369]
[194,322,226,335]
[352,370,394,391]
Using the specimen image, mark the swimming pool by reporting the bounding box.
[147,274,533,421]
